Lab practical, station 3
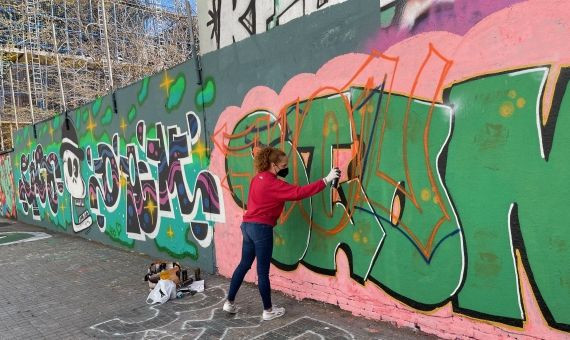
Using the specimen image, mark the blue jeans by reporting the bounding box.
[227,222,274,310]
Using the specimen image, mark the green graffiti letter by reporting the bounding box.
[447,67,570,328]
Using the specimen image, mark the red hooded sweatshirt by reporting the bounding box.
[242,171,326,226]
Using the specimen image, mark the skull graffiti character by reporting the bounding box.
[60,118,93,232]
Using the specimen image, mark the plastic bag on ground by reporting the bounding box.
[146,279,177,304]
[189,280,204,293]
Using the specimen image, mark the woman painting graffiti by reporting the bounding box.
[223,146,340,320]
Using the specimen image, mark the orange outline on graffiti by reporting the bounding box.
[219,45,458,258]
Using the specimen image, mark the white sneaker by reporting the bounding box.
[262,306,285,321]
[223,300,238,314]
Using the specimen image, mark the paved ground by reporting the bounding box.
[0,220,437,339]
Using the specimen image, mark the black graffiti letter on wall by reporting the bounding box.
[87,134,121,232]
[120,136,159,241]
[18,145,63,220]
[144,112,224,221]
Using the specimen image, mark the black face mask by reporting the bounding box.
[277,167,289,178]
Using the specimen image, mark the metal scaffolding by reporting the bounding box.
[0,0,199,150]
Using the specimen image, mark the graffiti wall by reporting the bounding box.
[11,61,225,272]
[3,0,569,338]
[0,154,16,219]
[207,0,570,339]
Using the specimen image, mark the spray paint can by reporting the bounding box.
[331,168,340,188]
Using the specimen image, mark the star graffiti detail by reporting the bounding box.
[193,141,209,166]
[160,71,174,96]
[144,199,157,222]
[120,118,128,136]
[60,198,67,216]
[86,113,97,136]
[119,174,127,188]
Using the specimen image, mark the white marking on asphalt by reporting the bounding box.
[0,231,51,246]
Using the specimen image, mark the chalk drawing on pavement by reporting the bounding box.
[89,284,357,339]
[251,316,356,339]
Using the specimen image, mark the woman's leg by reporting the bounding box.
[227,223,255,302]
[251,224,274,310]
